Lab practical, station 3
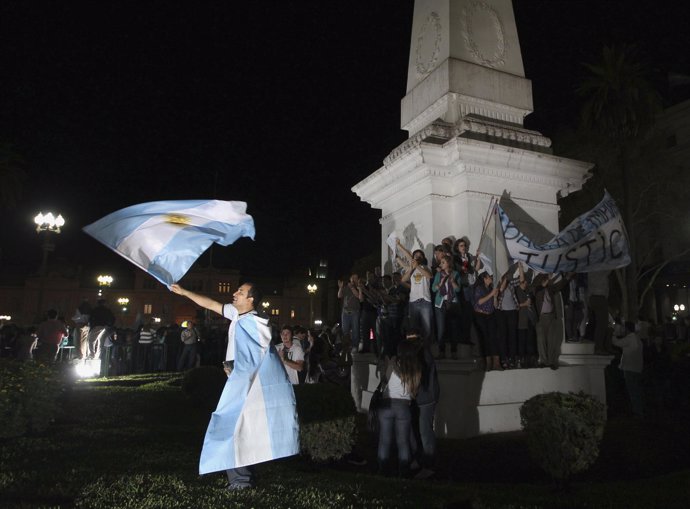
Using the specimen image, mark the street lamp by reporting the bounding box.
[97,274,113,297]
[34,211,65,276]
[307,284,317,324]
[117,297,129,311]
[261,301,270,311]
[34,212,65,234]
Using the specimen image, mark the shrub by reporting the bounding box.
[520,391,606,483]
[181,365,227,410]
[294,383,357,462]
[0,359,68,438]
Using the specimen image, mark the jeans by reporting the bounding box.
[410,402,436,469]
[624,370,644,417]
[589,295,609,351]
[409,299,433,347]
[496,309,518,361]
[341,310,360,350]
[226,465,254,488]
[536,312,559,365]
[435,303,461,354]
[177,343,198,371]
[474,312,498,357]
[88,326,111,360]
[379,315,401,358]
[377,399,412,476]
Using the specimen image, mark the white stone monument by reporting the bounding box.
[351,0,612,439]
[353,0,592,267]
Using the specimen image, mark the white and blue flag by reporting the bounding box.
[498,191,630,273]
[83,200,255,285]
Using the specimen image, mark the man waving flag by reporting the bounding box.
[83,199,255,285]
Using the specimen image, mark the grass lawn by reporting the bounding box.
[2,371,689,508]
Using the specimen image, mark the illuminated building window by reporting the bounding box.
[271,309,280,316]
[218,282,232,294]
[291,310,295,319]
[144,304,152,314]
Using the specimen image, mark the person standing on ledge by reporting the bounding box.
[170,282,299,490]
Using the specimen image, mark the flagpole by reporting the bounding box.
[477,196,497,252]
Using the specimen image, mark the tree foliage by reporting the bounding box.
[557,44,689,318]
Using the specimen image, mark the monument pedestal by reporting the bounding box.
[352,349,613,439]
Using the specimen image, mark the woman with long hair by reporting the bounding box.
[377,338,423,476]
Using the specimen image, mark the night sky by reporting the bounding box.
[1,1,689,280]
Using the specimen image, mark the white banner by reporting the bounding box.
[498,191,631,273]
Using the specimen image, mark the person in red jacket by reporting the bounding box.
[37,309,67,362]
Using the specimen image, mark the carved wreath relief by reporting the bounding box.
[415,11,442,79]
[461,0,506,68]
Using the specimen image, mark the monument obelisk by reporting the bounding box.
[353,0,592,267]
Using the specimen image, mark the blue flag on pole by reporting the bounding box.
[83,200,255,285]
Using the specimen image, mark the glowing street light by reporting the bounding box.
[307,284,318,324]
[34,211,65,276]
[34,212,65,234]
[261,301,270,310]
[97,274,113,297]
[117,297,130,312]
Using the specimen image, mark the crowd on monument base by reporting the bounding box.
[336,234,686,477]
[338,236,612,371]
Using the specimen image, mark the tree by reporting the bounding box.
[575,44,664,321]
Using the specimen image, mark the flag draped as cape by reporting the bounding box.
[199,311,299,474]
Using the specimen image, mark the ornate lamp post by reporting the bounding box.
[33,212,65,320]
[97,274,113,297]
[34,212,65,276]
[261,301,270,313]
[117,297,129,311]
[307,284,318,325]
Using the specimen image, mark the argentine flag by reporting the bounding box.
[83,200,255,285]
[200,307,299,473]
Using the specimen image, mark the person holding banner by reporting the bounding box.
[532,273,573,370]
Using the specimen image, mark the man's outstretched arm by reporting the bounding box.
[170,284,223,316]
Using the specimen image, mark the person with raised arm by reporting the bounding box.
[170,282,299,490]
